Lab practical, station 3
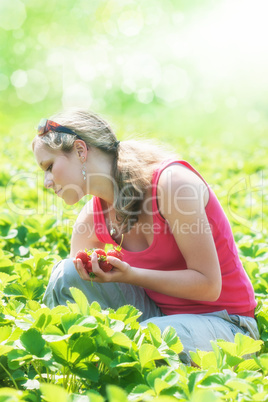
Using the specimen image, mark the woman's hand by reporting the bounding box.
[73,251,134,283]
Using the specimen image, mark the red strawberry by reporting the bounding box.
[107,248,123,260]
[99,260,113,272]
[106,235,124,265]
[75,249,93,273]
[76,243,123,276]
[75,250,90,265]
[93,248,113,272]
[94,248,106,260]
[85,260,93,273]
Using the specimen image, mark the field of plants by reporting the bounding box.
[0,134,267,401]
[1,0,268,400]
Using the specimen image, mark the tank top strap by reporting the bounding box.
[92,196,112,244]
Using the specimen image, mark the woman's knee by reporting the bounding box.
[50,258,80,285]
[43,258,82,308]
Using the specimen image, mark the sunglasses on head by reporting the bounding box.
[37,118,81,138]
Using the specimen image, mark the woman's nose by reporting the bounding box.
[44,172,53,189]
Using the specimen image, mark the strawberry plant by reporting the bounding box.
[0,110,267,401]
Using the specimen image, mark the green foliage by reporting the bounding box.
[1,1,268,394]
[0,133,267,400]
[0,289,267,401]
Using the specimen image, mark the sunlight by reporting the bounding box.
[184,0,268,85]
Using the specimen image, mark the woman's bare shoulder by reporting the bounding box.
[157,162,209,211]
[158,162,205,185]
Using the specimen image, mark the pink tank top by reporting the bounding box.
[93,159,257,318]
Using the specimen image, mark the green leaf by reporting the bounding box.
[254,353,268,373]
[0,388,25,400]
[128,384,154,400]
[96,346,114,366]
[69,287,90,315]
[85,390,105,402]
[42,324,64,337]
[26,232,41,245]
[4,283,26,297]
[24,277,45,300]
[0,258,13,269]
[42,334,72,343]
[194,350,218,370]
[43,217,57,231]
[190,388,222,402]
[110,352,139,368]
[90,301,102,312]
[147,322,162,347]
[50,305,70,319]
[68,325,95,335]
[35,313,52,331]
[115,304,142,323]
[226,378,256,393]
[216,340,237,356]
[234,333,263,357]
[0,344,13,355]
[8,349,33,369]
[106,385,128,402]
[0,325,12,343]
[98,324,114,340]
[72,335,95,362]
[68,315,98,334]
[61,313,81,334]
[17,225,28,243]
[24,217,41,232]
[40,383,69,402]
[20,328,46,357]
[154,378,171,395]
[111,332,132,348]
[26,300,41,312]
[0,228,18,239]
[236,359,260,372]
[147,366,179,392]
[109,318,125,332]
[139,344,162,368]
[188,371,208,393]
[49,340,69,365]
[162,326,183,354]
[70,362,99,382]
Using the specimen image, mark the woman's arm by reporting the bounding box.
[137,163,222,301]
[70,198,105,258]
[76,166,222,302]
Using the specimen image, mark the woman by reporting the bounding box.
[32,109,259,365]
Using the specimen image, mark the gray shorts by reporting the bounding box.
[44,259,260,364]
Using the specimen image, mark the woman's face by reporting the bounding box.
[34,141,85,205]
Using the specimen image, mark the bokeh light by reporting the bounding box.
[0,0,26,30]
[0,0,268,148]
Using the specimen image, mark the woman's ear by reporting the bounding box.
[74,139,88,160]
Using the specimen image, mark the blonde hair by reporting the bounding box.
[33,109,176,232]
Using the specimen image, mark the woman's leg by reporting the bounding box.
[140,310,260,365]
[44,260,259,365]
[43,258,162,321]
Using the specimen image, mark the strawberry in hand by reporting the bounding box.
[75,236,124,280]
[107,235,124,263]
[75,250,90,266]
[107,246,123,261]
[94,248,113,272]
[75,249,92,273]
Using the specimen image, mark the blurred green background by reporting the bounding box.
[1,0,268,149]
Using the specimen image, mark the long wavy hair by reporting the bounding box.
[32,109,177,232]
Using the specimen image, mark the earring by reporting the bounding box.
[82,162,86,180]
